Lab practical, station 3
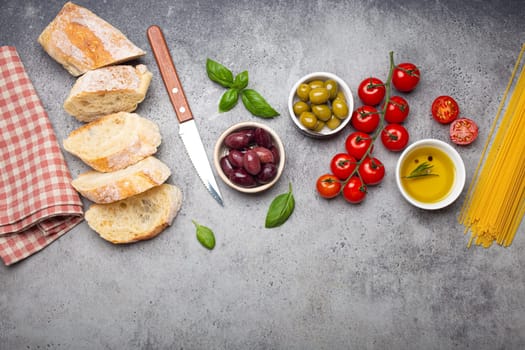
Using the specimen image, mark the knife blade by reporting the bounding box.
[147,25,223,206]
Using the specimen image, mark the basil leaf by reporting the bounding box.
[192,220,216,250]
[265,183,295,228]
[241,89,280,118]
[206,58,234,88]
[232,71,249,90]
[219,88,239,113]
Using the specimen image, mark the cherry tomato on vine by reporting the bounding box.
[357,77,386,106]
[342,176,367,204]
[384,96,410,123]
[316,174,342,199]
[431,95,459,124]
[381,124,410,152]
[450,118,479,145]
[358,157,385,185]
[330,153,357,181]
[345,131,373,160]
[392,62,421,92]
[351,105,380,133]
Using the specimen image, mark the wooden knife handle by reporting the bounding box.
[147,25,193,123]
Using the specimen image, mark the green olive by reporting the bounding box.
[296,83,311,102]
[293,101,310,116]
[335,91,346,102]
[311,104,332,122]
[332,98,349,119]
[313,120,325,132]
[308,80,325,89]
[324,79,339,100]
[326,115,342,130]
[309,87,330,105]
[299,111,318,129]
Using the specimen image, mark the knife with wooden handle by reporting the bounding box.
[147,25,223,206]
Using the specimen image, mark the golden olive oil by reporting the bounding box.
[400,146,455,203]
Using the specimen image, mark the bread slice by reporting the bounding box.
[63,64,153,122]
[38,2,145,76]
[63,112,161,172]
[85,184,183,244]
[71,156,171,204]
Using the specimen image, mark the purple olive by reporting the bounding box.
[228,168,257,187]
[254,127,273,149]
[224,132,251,149]
[220,156,235,177]
[270,146,280,164]
[257,163,277,184]
[252,146,274,163]
[227,149,245,168]
[243,149,261,175]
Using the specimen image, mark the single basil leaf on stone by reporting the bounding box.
[232,70,249,90]
[241,89,280,118]
[265,183,295,228]
[192,220,216,250]
[206,58,234,88]
[219,88,239,113]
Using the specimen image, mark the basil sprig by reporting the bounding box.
[206,58,279,118]
[192,220,216,250]
[265,183,295,228]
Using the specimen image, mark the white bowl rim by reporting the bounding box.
[395,138,466,210]
[213,121,286,194]
[288,72,354,139]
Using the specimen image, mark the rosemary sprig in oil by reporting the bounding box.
[403,161,439,179]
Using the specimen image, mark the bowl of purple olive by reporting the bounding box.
[213,121,285,193]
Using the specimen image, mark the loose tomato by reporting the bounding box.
[330,153,357,181]
[392,62,420,92]
[450,118,479,145]
[345,131,373,160]
[381,124,410,152]
[383,95,410,123]
[431,95,459,124]
[316,174,342,199]
[358,157,385,185]
[342,176,367,204]
[351,105,380,133]
[357,77,386,106]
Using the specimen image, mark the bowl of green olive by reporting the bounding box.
[288,72,354,138]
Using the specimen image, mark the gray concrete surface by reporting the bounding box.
[2,0,525,349]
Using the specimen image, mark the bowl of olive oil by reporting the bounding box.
[396,139,466,210]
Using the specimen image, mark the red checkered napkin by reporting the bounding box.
[0,46,83,266]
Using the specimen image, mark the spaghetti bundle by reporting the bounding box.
[460,44,525,248]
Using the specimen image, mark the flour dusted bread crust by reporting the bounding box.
[63,64,152,122]
[63,112,161,172]
[71,156,171,204]
[85,184,183,244]
[38,2,145,76]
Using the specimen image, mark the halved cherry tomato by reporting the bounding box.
[357,77,386,106]
[345,131,373,160]
[342,176,367,203]
[316,174,342,199]
[351,105,380,133]
[431,95,459,124]
[330,153,357,181]
[384,96,410,123]
[381,124,410,152]
[450,118,479,145]
[392,62,420,92]
[358,157,385,185]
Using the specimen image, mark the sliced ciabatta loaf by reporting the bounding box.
[71,156,171,204]
[85,184,183,244]
[38,2,145,76]
[63,64,153,122]
[63,112,161,172]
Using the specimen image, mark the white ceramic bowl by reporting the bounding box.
[213,121,285,194]
[288,72,354,139]
[395,139,466,210]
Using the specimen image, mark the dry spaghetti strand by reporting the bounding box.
[460,43,525,248]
